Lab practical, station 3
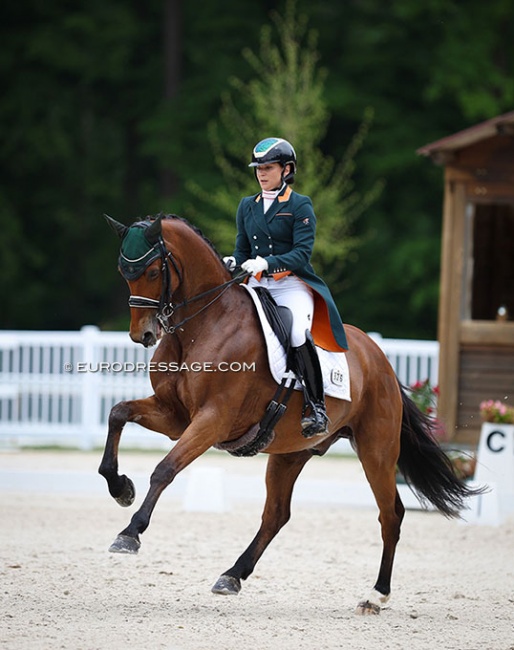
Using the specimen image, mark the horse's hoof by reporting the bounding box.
[114,475,136,507]
[355,589,389,615]
[211,574,241,595]
[355,600,381,615]
[109,534,141,554]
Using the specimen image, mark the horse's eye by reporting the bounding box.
[147,268,160,281]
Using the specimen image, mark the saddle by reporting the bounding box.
[215,287,295,457]
[252,287,293,362]
[214,285,350,457]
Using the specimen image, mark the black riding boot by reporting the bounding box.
[293,332,328,438]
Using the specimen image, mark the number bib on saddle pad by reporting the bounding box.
[242,285,351,402]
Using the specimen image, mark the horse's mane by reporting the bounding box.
[134,213,224,264]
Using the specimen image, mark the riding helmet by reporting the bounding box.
[249,137,297,184]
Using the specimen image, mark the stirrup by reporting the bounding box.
[301,403,328,438]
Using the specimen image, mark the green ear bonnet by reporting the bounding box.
[119,222,161,280]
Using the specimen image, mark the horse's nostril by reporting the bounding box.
[142,331,154,347]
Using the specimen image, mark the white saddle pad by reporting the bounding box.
[242,284,351,401]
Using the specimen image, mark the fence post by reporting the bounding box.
[80,325,100,450]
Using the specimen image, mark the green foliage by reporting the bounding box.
[1,0,513,336]
[409,379,439,416]
[425,0,514,121]
[0,0,161,329]
[313,0,514,336]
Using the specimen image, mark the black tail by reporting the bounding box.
[397,381,484,518]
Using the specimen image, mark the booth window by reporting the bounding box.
[471,202,514,320]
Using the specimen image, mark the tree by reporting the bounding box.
[188,0,383,299]
[0,0,164,329]
[311,0,514,338]
[3,0,512,337]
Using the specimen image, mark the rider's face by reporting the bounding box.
[255,163,285,191]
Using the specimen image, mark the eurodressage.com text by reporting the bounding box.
[65,361,256,373]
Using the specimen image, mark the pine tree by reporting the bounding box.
[188,0,383,293]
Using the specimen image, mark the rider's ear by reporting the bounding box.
[145,215,163,245]
[104,214,128,239]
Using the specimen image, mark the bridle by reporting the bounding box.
[127,235,247,335]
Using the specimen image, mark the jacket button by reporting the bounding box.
[255,246,259,250]
[253,235,257,239]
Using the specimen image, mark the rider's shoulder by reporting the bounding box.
[288,190,313,208]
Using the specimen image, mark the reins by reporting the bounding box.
[159,271,249,334]
[127,235,248,334]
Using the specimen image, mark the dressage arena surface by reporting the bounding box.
[1,449,513,650]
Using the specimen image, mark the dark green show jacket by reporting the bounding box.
[232,185,348,352]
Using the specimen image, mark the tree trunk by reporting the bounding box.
[161,0,182,198]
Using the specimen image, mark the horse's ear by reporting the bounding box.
[145,215,163,245]
[104,214,128,239]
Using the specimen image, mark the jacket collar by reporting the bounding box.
[253,184,291,203]
[250,185,293,235]
[277,185,292,203]
[266,185,292,223]
[254,185,292,223]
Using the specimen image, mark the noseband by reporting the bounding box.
[127,235,247,335]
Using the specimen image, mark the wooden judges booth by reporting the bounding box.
[418,111,514,445]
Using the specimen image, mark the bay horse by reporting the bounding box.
[99,213,479,615]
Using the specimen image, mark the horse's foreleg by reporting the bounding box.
[108,414,221,555]
[212,450,312,596]
[98,396,176,507]
[356,446,404,615]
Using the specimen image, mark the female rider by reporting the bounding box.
[224,137,348,438]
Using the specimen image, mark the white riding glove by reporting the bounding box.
[223,256,236,271]
[241,256,269,276]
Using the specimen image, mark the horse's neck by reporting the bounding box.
[173,281,256,357]
[175,252,229,305]
[164,224,228,301]
[163,225,234,336]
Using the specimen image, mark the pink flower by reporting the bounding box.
[479,399,514,424]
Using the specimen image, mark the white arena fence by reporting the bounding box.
[0,326,439,451]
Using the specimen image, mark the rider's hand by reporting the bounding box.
[241,256,269,276]
[223,256,236,271]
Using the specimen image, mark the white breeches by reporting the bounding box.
[248,274,314,347]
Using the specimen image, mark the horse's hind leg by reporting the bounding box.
[212,450,313,596]
[98,396,176,507]
[355,437,405,615]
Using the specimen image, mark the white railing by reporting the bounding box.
[0,326,439,450]
[367,332,439,387]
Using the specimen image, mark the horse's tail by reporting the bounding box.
[397,381,483,518]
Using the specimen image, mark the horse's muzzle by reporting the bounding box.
[130,315,161,347]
